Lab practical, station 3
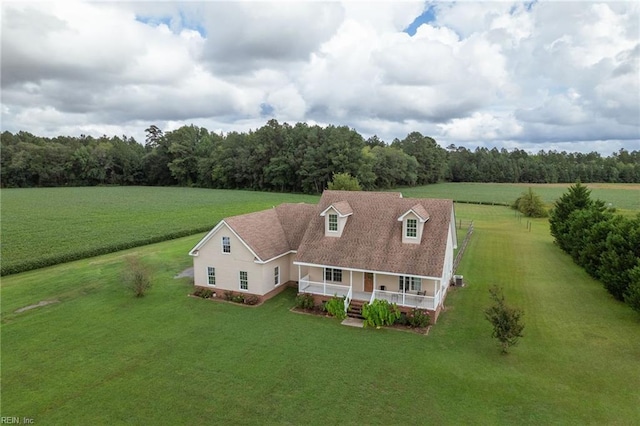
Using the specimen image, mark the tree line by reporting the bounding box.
[2,119,639,191]
[549,183,640,313]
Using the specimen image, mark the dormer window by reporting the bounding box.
[328,214,338,232]
[320,201,353,237]
[406,218,417,238]
[398,204,429,244]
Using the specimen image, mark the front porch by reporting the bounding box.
[298,275,440,311]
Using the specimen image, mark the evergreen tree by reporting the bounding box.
[549,182,594,251]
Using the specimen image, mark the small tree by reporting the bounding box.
[122,255,152,297]
[512,188,548,217]
[327,172,361,191]
[484,286,524,354]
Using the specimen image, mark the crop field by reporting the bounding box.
[1,183,636,276]
[1,203,638,424]
[0,187,318,275]
[401,182,640,211]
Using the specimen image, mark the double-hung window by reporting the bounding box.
[325,268,342,282]
[207,267,216,286]
[406,219,417,238]
[399,276,421,292]
[239,271,248,290]
[328,214,338,232]
[274,266,280,286]
[222,236,231,253]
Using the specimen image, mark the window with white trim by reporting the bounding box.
[325,268,342,282]
[328,214,338,232]
[207,267,216,286]
[406,218,417,238]
[222,236,231,253]
[239,271,248,290]
[274,266,280,286]
[399,276,421,292]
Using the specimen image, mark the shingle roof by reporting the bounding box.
[331,201,353,216]
[275,203,317,249]
[410,203,430,221]
[225,203,315,261]
[294,190,454,278]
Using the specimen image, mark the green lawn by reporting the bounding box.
[2,203,638,424]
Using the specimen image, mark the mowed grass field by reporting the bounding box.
[2,183,638,276]
[0,187,318,275]
[1,202,639,424]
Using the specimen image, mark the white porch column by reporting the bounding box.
[373,273,377,290]
[350,270,353,290]
[323,268,326,295]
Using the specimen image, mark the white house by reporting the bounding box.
[189,190,458,320]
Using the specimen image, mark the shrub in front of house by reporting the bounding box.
[243,294,259,305]
[362,299,400,328]
[324,295,347,320]
[193,287,214,299]
[295,293,315,310]
[407,308,430,328]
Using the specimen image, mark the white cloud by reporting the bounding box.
[1,1,638,154]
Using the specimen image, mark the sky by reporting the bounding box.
[1,1,639,155]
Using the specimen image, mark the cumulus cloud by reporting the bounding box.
[1,1,638,154]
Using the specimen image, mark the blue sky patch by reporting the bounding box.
[260,103,275,117]
[404,5,437,36]
[135,13,206,37]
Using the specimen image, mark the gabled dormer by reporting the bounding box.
[320,201,353,237]
[397,204,429,244]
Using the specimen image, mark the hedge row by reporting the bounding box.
[454,200,510,207]
[1,226,211,276]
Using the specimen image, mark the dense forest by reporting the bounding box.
[2,119,639,192]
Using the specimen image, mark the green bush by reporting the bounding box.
[395,313,409,326]
[224,291,234,301]
[122,255,152,298]
[295,293,315,310]
[407,308,430,328]
[362,299,400,328]
[324,295,347,320]
[193,287,213,298]
[231,294,245,304]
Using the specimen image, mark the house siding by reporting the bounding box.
[193,224,263,294]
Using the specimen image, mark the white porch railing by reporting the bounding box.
[344,286,353,313]
[299,275,351,298]
[299,275,440,311]
[371,289,436,310]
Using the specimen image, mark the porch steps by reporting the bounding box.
[347,301,365,319]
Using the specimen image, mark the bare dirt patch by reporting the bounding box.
[15,300,59,313]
